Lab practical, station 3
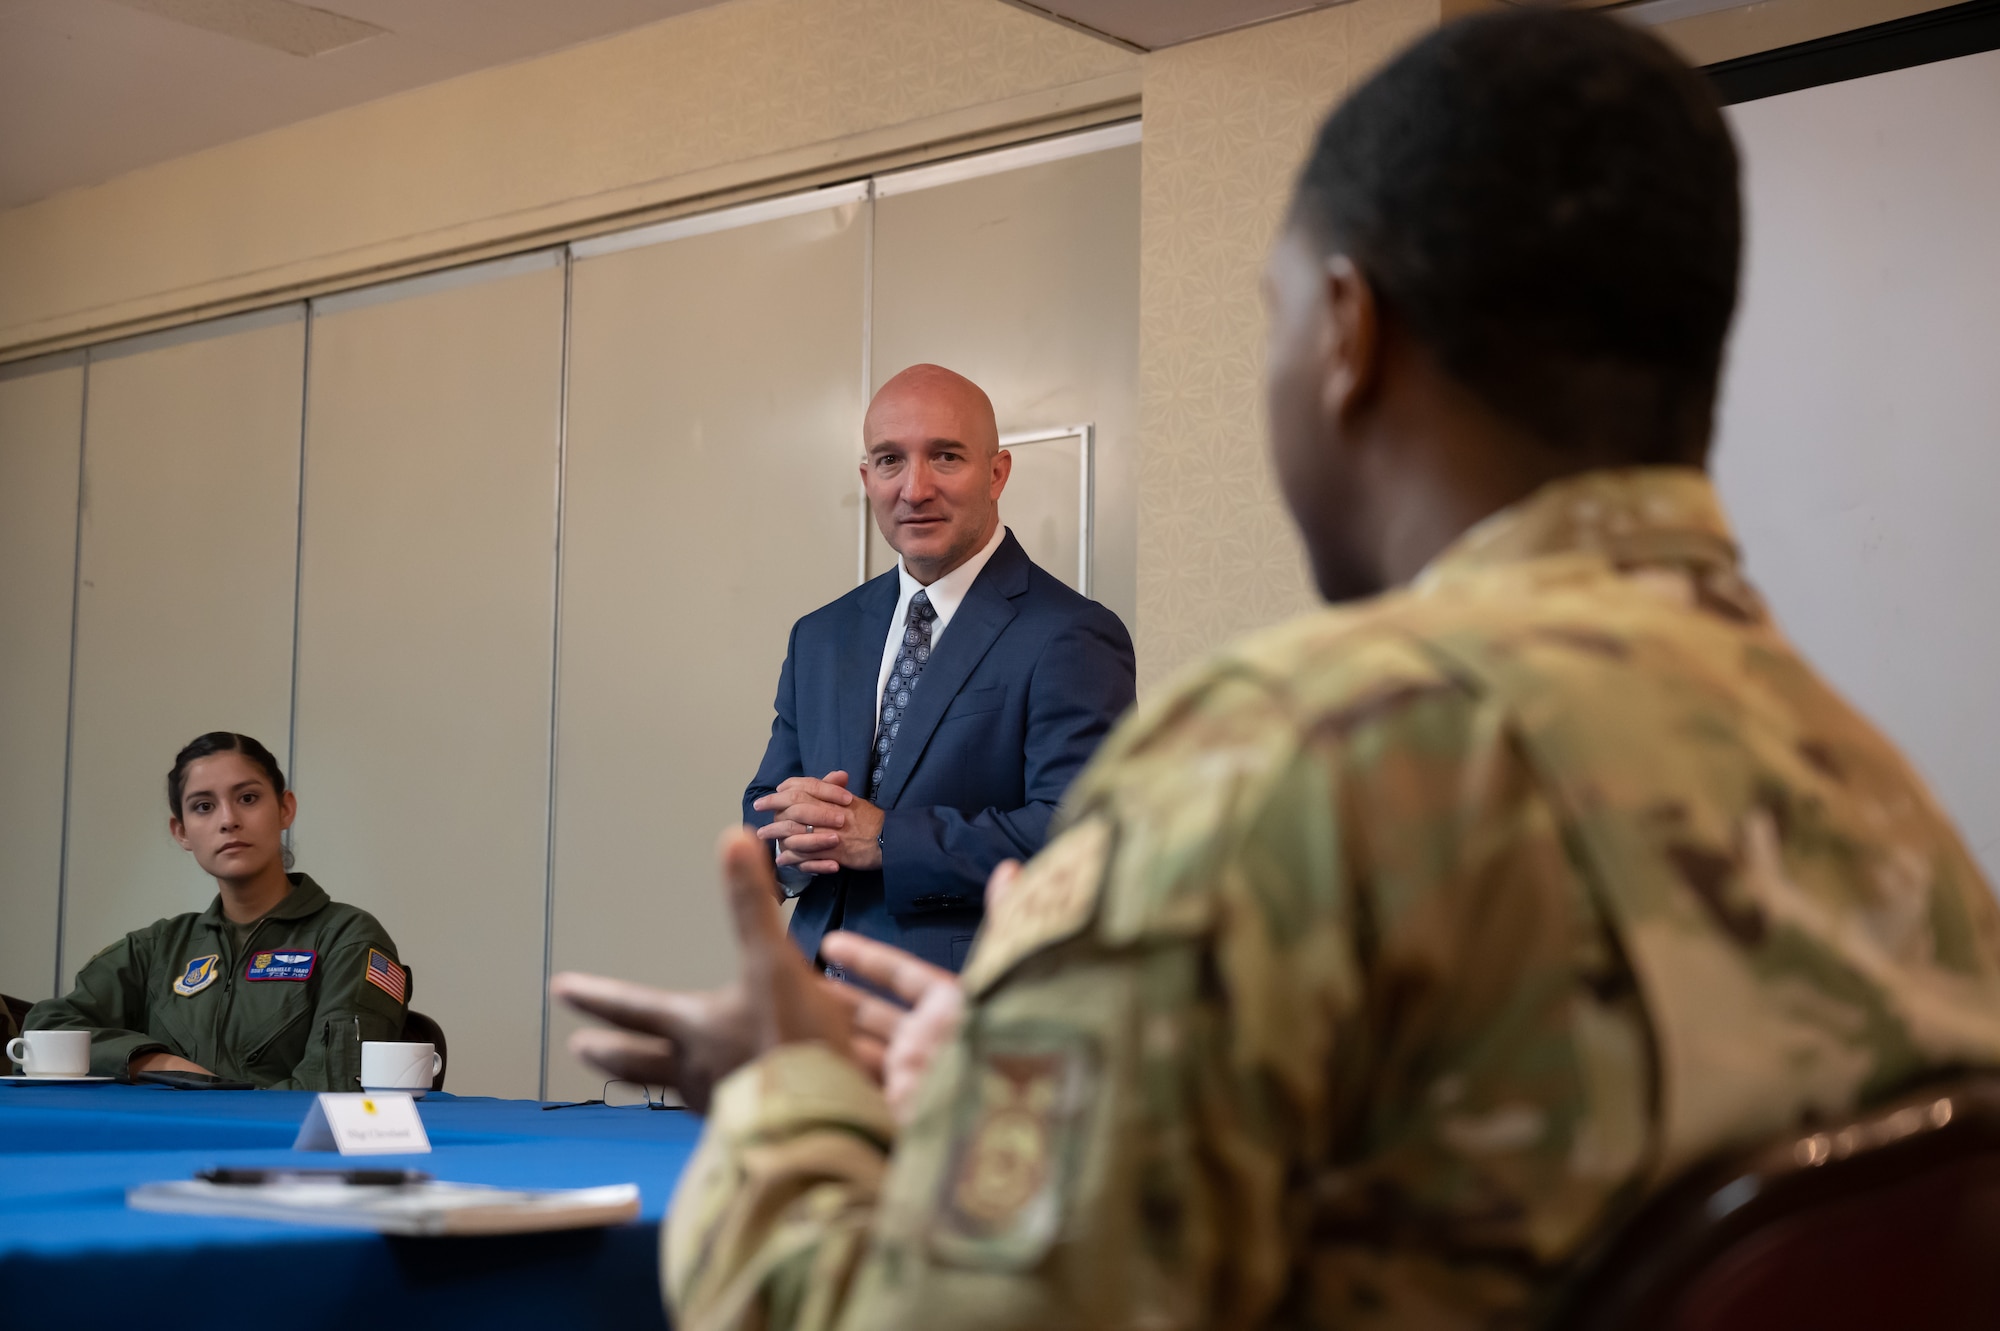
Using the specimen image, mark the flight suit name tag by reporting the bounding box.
[294,1093,432,1156]
[245,949,316,981]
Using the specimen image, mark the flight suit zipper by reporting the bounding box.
[210,916,272,1078]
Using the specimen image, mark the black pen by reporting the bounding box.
[196,1167,432,1186]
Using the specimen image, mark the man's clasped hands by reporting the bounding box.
[549,819,1022,1121]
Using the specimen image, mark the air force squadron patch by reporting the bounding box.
[172,955,220,996]
[245,949,316,982]
[932,1025,1099,1270]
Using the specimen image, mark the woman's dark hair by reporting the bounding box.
[167,732,288,817]
[1289,9,1741,466]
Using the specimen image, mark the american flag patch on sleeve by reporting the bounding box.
[365,948,407,1003]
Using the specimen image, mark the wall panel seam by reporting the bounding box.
[285,307,312,852]
[857,181,876,587]
[538,252,575,1102]
[52,357,89,997]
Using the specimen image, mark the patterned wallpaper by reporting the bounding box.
[1133,0,1438,691]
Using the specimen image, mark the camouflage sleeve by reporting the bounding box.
[267,925,410,1092]
[665,1044,897,1330]
[668,652,1653,1329]
[24,934,174,1077]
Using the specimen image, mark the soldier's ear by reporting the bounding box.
[1322,254,1385,424]
[279,789,297,832]
[168,816,192,851]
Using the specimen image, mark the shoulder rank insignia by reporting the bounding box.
[959,817,1112,995]
[244,949,316,982]
[172,955,220,996]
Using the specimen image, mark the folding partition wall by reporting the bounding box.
[546,189,870,1101]
[58,309,306,992]
[0,123,1140,1098]
[0,356,84,997]
[869,130,1142,623]
[291,256,567,1099]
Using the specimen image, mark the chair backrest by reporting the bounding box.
[1551,1075,2000,1331]
[399,1009,448,1091]
[1,993,29,1041]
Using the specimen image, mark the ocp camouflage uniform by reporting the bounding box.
[666,468,2000,1330]
[27,874,411,1090]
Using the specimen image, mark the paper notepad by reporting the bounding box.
[128,1179,640,1236]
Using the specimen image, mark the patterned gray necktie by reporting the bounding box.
[870,590,937,799]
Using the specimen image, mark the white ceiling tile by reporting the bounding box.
[0,0,733,210]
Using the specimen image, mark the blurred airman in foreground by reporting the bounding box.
[558,10,2000,1327]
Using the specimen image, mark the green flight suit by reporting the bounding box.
[663,469,2000,1331]
[26,873,411,1090]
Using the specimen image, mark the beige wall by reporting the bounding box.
[0,358,82,1001]
[1134,0,1437,689]
[0,0,1444,691]
[0,0,1450,1065]
[0,0,1138,357]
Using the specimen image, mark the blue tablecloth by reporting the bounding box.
[0,1083,699,1329]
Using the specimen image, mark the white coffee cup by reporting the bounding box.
[361,1040,441,1096]
[8,1029,91,1077]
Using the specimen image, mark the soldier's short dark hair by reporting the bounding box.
[1289,10,1741,467]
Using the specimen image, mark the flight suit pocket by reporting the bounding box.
[320,1016,363,1092]
[244,1002,315,1079]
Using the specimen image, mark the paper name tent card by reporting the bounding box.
[128,1179,641,1236]
[294,1091,431,1155]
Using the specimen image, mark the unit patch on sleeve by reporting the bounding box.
[365,949,407,1003]
[930,1024,1100,1270]
[244,949,317,982]
[172,954,220,997]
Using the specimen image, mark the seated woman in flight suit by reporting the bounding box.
[27,732,411,1089]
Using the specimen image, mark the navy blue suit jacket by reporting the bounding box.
[745,531,1135,972]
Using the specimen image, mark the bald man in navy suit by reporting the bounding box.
[745,365,1135,974]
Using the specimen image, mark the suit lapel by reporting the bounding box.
[873,533,1029,810]
[837,572,900,784]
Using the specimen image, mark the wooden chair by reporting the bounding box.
[1551,1074,2000,1331]
[399,1008,449,1092]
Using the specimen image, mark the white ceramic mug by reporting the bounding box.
[8,1029,91,1077]
[361,1040,441,1096]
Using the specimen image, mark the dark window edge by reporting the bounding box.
[1703,0,2000,104]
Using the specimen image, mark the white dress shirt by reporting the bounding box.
[874,522,1008,722]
